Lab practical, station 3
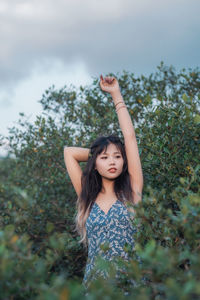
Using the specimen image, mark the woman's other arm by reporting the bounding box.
[64,147,90,196]
[64,146,90,162]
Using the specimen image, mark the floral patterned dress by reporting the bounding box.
[82,199,139,289]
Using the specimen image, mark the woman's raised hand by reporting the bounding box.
[99,75,121,96]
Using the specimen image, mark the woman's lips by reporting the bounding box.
[108,168,117,173]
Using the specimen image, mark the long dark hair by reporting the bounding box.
[75,135,134,248]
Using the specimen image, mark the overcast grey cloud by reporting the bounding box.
[0,0,200,151]
[1,0,200,85]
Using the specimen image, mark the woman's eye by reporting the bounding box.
[101,156,121,159]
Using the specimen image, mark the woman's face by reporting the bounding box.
[95,143,124,179]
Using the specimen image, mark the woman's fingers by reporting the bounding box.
[104,76,115,84]
[100,75,115,91]
[106,79,115,85]
[100,75,115,83]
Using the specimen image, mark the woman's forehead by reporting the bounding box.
[100,143,121,154]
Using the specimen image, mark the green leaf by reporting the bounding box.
[193,114,200,124]
[46,222,54,233]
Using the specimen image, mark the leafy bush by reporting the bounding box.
[0,62,199,299]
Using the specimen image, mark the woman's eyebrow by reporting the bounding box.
[101,151,121,155]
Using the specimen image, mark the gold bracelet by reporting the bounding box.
[114,101,124,107]
[116,105,126,112]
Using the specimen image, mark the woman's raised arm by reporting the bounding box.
[99,75,143,204]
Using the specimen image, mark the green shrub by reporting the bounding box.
[0,62,199,299]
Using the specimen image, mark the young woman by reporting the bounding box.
[64,75,143,290]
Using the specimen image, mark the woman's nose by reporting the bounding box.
[108,157,115,164]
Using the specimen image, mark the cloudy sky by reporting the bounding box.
[0,0,200,154]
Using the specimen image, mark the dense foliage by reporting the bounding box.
[0,62,200,299]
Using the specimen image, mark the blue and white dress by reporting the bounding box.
[82,199,139,289]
